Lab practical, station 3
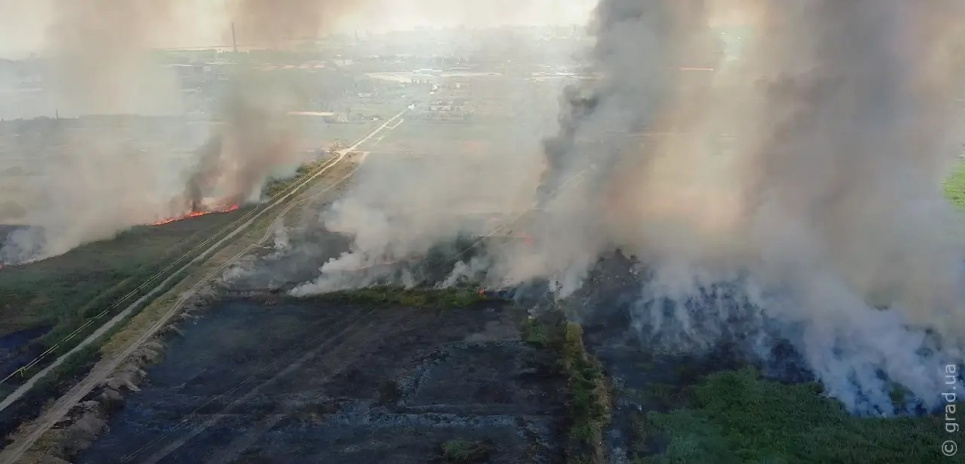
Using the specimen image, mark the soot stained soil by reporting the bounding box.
[0,325,49,380]
[77,299,566,464]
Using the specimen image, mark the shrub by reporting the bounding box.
[642,368,956,463]
[441,439,495,463]
[520,317,549,347]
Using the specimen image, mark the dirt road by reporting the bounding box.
[0,110,407,464]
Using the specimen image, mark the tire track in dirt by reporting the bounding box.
[123,306,384,464]
[203,308,412,464]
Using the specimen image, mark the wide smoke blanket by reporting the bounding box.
[293,0,965,415]
[0,0,352,265]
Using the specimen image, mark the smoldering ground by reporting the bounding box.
[289,0,965,414]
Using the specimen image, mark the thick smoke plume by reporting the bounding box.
[294,0,965,414]
[46,0,184,115]
[229,0,367,45]
[185,1,366,210]
[180,79,304,212]
[0,0,190,263]
[0,1,365,263]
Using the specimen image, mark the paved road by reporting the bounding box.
[0,109,407,464]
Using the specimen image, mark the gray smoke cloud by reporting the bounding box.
[0,0,190,263]
[0,0,365,264]
[289,133,548,294]
[179,0,369,212]
[180,78,306,212]
[293,0,965,414]
[229,0,368,44]
[0,124,189,262]
[45,0,185,116]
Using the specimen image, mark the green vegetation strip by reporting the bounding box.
[262,158,329,199]
[523,315,612,464]
[560,323,611,464]
[945,162,965,208]
[633,368,956,464]
[291,285,490,309]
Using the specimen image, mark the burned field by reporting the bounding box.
[547,254,958,464]
[16,248,960,464]
[76,298,568,464]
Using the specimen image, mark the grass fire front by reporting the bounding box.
[523,309,960,464]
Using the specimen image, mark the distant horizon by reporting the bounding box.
[0,0,597,60]
[0,23,589,60]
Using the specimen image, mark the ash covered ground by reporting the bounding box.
[76,299,566,464]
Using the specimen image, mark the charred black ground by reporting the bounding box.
[76,299,567,464]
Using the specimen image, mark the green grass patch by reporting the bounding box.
[945,162,965,208]
[640,383,697,412]
[637,368,955,464]
[261,156,331,199]
[441,439,495,463]
[521,317,550,348]
[518,313,611,464]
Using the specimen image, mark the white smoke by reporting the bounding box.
[292,0,965,414]
[0,0,377,263]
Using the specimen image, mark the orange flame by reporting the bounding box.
[152,204,240,226]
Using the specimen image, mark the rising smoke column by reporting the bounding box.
[510,0,965,413]
[293,0,965,414]
[501,0,727,294]
[0,1,190,264]
[0,1,376,263]
[178,0,377,211]
[180,79,301,211]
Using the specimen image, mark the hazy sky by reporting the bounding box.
[0,0,598,58]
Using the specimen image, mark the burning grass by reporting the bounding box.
[151,204,240,226]
[0,149,340,371]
